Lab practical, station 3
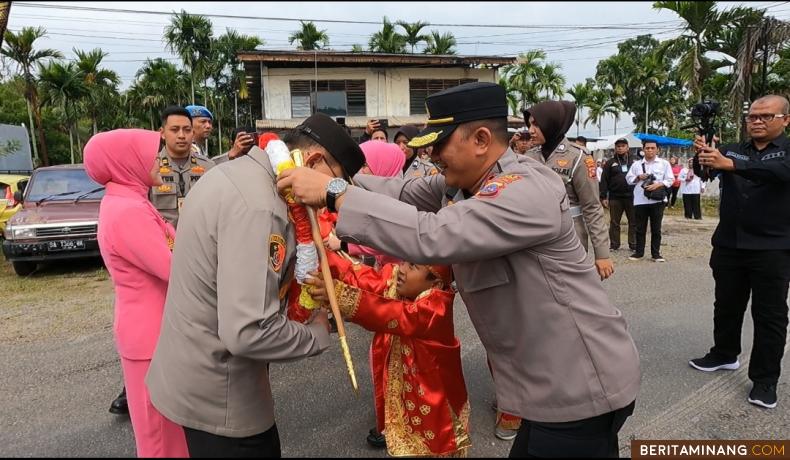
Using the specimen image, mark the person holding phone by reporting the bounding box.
[214,127,257,164]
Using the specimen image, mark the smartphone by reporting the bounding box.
[378,118,389,129]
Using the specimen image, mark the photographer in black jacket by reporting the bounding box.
[689,95,790,409]
[600,138,637,251]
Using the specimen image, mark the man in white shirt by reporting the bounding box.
[679,157,705,219]
[625,140,675,262]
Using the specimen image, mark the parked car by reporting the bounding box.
[2,165,104,276]
[0,172,30,237]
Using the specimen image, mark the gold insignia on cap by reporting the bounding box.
[408,130,443,148]
[426,116,454,125]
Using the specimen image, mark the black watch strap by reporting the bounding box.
[340,240,348,253]
[326,191,337,213]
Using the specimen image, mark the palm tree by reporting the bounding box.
[498,76,521,117]
[128,58,190,129]
[535,63,566,100]
[37,61,87,163]
[0,2,11,48]
[369,17,407,54]
[1,27,62,166]
[74,48,120,135]
[654,1,753,101]
[502,50,546,112]
[351,44,364,53]
[636,53,668,132]
[567,80,594,136]
[164,10,213,104]
[214,29,262,100]
[584,89,619,137]
[397,20,429,53]
[423,31,457,55]
[288,21,329,51]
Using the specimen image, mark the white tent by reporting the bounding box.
[586,133,642,152]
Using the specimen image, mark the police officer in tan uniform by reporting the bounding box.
[146,113,366,457]
[279,82,640,457]
[150,106,215,228]
[524,101,614,280]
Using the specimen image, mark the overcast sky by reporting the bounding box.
[5,1,789,137]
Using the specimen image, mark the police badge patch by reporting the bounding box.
[584,156,597,178]
[269,234,286,273]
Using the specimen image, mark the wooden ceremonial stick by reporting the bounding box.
[292,150,359,395]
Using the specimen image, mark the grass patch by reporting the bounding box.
[0,259,114,343]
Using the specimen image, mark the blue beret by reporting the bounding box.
[185,105,213,120]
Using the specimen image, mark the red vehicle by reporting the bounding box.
[2,164,104,276]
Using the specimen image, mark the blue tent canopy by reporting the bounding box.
[633,132,693,147]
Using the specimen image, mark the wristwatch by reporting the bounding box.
[326,177,348,213]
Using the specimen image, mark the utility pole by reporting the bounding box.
[234,90,239,129]
[761,20,769,96]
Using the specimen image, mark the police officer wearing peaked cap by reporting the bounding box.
[145,111,366,457]
[277,82,640,457]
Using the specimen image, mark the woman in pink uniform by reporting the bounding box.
[83,129,188,458]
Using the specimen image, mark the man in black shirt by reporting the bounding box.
[689,95,790,409]
[600,138,637,251]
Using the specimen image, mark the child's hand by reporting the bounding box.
[305,271,329,305]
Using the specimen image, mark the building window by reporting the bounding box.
[409,79,478,115]
[290,80,366,118]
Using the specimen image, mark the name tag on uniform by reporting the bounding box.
[178,197,185,211]
[621,165,628,173]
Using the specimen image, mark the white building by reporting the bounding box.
[238,50,516,130]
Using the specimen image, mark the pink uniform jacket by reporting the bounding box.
[85,129,175,360]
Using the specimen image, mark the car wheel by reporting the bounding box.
[12,261,37,276]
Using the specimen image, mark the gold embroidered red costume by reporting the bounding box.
[288,252,470,457]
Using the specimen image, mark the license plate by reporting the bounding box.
[48,240,86,251]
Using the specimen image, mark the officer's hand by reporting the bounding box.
[366,119,380,135]
[595,258,614,281]
[277,167,332,207]
[304,271,329,305]
[698,145,734,171]
[637,173,650,181]
[229,132,255,159]
[308,309,332,334]
[601,199,609,209]
[324,232,342,251]
[644,183,663,192]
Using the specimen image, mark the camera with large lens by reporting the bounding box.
[691,100,720,119]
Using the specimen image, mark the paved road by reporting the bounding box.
[1,215,788,457]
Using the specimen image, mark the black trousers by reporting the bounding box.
[509,401,635,458]
[634,203,665,258]
[682,193,702,219]
[608,197,636,250]
[669,185,680,207]
[709,247,790,385]
[184,424,281,458]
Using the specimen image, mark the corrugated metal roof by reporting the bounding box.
[239,50,515,68]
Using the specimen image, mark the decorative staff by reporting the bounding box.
[263,136,359,394]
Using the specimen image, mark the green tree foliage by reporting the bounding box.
[369,17,407,53]
[289,21,329,51]
[423,31,457,55]
[397,21,430,53]
[164,10,213,104]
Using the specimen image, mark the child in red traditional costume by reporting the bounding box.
[288,252,471,457]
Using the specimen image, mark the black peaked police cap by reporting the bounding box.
[295,112,366,180]
[408,82,508,149]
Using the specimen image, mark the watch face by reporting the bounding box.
[327,178,347,194]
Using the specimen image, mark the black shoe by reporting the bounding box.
[628,253,644,261]
[366,428,386,449]
[689,353,740,372]
[748,383,777,409]
[109,388,129,415]
[652,255,666,263]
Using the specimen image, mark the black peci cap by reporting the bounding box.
[295,112,366,180]
[408,82,508,149]
[615,138,629,145]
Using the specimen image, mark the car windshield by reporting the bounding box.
[25,169,105,203]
